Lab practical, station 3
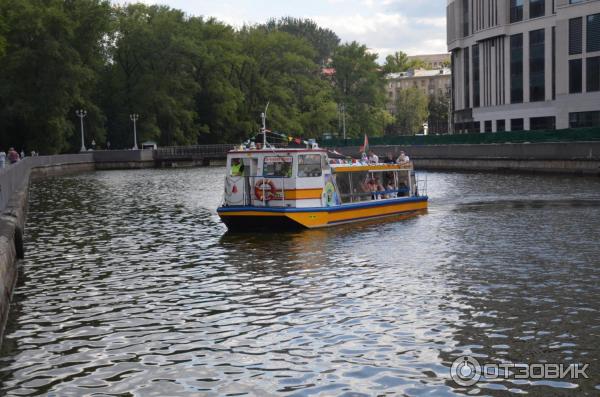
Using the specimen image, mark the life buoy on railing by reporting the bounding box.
[255,179,277,201]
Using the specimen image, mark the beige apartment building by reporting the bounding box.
[385,68,452,115]
[447,0,600,132]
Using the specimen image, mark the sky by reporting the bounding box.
[117,0,448,62]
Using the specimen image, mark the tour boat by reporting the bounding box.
[217,144,428,231]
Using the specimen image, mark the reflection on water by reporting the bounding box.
[0,168,599,396]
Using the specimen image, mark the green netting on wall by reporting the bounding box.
[320,127,600,147]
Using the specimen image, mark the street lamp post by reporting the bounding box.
[340,103,346,141]
[130,113,139,150]
[75,109,87,152]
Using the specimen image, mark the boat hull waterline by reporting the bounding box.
[217,196,428,230]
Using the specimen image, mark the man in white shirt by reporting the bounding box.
[368,150,379,164]
[396,151,410,164]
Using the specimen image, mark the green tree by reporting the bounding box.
[382,51,426,74]
[102,4,200,147]
[0,0,111,153]
[394,88,429,135]
[263,17,340,66]
[232,27,337,140]
[428,94,450,134]
[0,17,6,58]
[187,17,245,143]
[331,42,389,137]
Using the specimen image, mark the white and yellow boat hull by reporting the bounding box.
[217,196,428,230]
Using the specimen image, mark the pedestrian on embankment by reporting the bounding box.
[7,147,20,164]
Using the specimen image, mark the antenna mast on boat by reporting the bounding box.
[261,102,270,148]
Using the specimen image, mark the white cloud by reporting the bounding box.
[414,17,446,29]
[312,13,409,36]
[109,0,448,62]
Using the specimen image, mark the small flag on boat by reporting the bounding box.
[359,134,369,153]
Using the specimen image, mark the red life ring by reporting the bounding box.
[255,179,277,201]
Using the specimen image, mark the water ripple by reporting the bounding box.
[0,169,599,396]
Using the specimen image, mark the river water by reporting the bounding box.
[0,168,599,396]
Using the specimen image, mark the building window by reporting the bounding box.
[473,45,480,108]
[569,59,582,93]
[569,17,583,55]
[472,121,481,133]
[463,0,469,37]
[510,0,524,23]
[552,27,556,100]
[587,57,600,92]
[529,29,545,102]
[530,116,556,130]
[588,14,600,53]
[485,120,492,132]
[464,47,470,108]
[569,111,600,128]
[530,0,545,18]
[511,118,524,131]
[497,120,506,132]
[510,34,523,104]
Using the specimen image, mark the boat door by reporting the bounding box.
[224,156,250,206]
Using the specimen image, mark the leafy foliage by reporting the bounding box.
[0,1,407,153]
[393,88,429,135]
[331,42,391,138]
[0,0,111,153]
[382,51,426,74]
[262,17,340,66]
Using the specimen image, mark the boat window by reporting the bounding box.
[321,155,331,171]
[349,171,374,202]
[229,158,245,176]
[263,156,293,178]
[298,154,322,177]
[395,170,410,197]
[336,173,352,203]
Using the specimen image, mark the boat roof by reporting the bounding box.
[331,163,412,173]
[228,148,328,155]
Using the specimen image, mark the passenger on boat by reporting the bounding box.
[375,176,385,199]
[385,181,395,199]
[396,151,410,164]
[361,176,377,200]
[360,152,369,164]
[384,152,395,164]
[398,182,409,197]
[368,150,379,164]
[230,159,244,176]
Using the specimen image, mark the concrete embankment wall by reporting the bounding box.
[0,150,155,344]
[340,142,600,175]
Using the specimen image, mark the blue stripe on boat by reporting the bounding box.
[217,196,428,214]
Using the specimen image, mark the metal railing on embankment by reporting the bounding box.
[321,127,600,147]
[155,144,235,161]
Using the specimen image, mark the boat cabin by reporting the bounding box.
[223,149,417,209]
